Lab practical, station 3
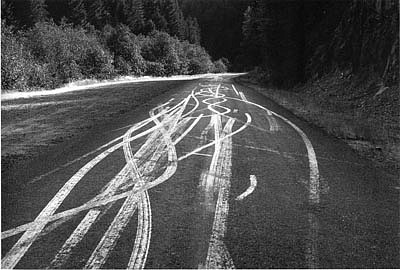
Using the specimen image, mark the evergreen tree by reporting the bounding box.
[89,0,110,29]
[152,6,168,32]
[186,17,201,44]
[127,0,145,34]
[143,0,157,22]
[144,19,156,34]
[192,18,201,44]
[242,6,253,40]
[68,0,88,27]
[30,0,48,24]
[166,0,184,38]
[1,0,16,26]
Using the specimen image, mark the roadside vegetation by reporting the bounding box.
[1,0,228,92]
[234,0,399,167]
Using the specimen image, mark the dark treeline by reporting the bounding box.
[237,0,399,87]
[181,0,398,88]
[1,0,228,91]
[2,0,398,91]
[4,0,202,43]
[180,0,249,65]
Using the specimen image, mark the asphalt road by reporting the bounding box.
[2,75,399,269]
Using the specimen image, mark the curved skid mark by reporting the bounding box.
[173,114,203,145]
[264,110,279,132]
[178,113,252,161]
[85,94,188,269]
[48,168,130,269]
[48,210,101,269]
[3,83,263,269]
[48,106,181,268]
[1,96,190,268]
[182,91,200,118]
[231,84,239,96]
[2,106,198,242]
[84,192,140,269]
[128,191,152,269]
[235,175,257,201]
[225,94,320,204]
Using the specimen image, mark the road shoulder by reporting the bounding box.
[233,75,399,181]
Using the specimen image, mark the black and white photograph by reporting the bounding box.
[1,0,399,269]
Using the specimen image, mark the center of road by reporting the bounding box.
[2,81,320,269]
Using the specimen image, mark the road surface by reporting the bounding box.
[2,75,399,268]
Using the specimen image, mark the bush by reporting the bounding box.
[213,59,228,73]
[140,31,213,76]
[105,25,146,76]
[25,21,114,86]
[1,22,31,90]
[184,43,214,74]
[145,61,166,76]
[1,21,216,91]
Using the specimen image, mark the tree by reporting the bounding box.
[186,17,201,44]
[127,0,145,34]
[68,0,88,27]
[166,0,184,38]
[30,0,48,24]
[241,6,253,40]
[152,6,168,32]
[1,0,16,26]
[89,0,110,29]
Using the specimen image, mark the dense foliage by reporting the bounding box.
[237,0,399,87]
[3,0,397,91]
[1,0,227,91]
[181,0,248,65]
[181,0,399,88]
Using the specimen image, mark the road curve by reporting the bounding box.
[1,75,399,269]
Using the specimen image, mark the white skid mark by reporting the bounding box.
[231,84,239,96]
[85,97,187,269]
[305,213,319,269]
[205,118,236,269]
[128,191,152,269]
[235,175,257,201]
[265,110,279,132]
[84,192,140,269]
[183,152,213,157]
[173,114,203,145]
[3,85,260,269]
[239,91,248,102]
[126,97,185,269]
[48,210,101,269]
[1,144,123,269]
[48,167,131,269]
[225,96,320,204]
[2,109,186,243]
[178,113,251,161]
[1,101,181,268]
[204,116,222,190]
